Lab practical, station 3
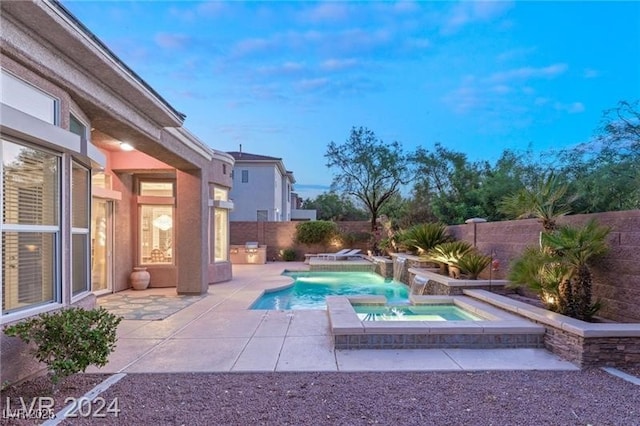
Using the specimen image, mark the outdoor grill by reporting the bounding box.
[245,242,259,254]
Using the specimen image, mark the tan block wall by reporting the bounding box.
[449,210,640,323]
[230,221,371,261]
[232,211,640,323]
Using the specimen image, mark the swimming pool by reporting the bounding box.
[353,304,482,321]
[251,271,409,310]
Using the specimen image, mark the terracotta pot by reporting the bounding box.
[448,265,461,279]
[130,267,150,290]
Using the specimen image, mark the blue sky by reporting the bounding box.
[62,1,640,199]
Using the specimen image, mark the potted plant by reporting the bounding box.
[457,251,492,280]
[426,241,473,277]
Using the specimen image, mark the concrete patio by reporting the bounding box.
[89,262,578,374]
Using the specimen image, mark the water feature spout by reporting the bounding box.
[393,256,406,282]
[410,276,428,295]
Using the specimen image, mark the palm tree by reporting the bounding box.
[542,219,611,320]
[499,172,576,233]
[508,246,569,311]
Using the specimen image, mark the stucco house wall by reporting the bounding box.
[228,151,295,222]
[230,163,279,221]
[0,0,234,385]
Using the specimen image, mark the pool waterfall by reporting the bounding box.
[410,275,428,295]
[393,256,406,282]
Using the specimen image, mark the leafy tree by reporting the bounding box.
[480,149,545,221]
[325,127,415,233]
[558,100,640,212]
[413,144,487,224]
[302,192,368,221]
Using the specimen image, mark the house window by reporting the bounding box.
[222,164,227,175]
[138,181,174,265]
[69,114,89,143]
[257,210,268,222]
[209,186,229,263]
[71,162,90,296]
[1,139,60,314]
[0,70,58,125]
[241,170,249,183]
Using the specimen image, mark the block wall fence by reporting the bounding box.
[230,209,640,323]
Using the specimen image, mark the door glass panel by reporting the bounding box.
[91,199,110,292]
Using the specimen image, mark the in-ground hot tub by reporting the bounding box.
[327,295,545,349]
[353,303,483,321]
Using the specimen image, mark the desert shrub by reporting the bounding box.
[402,223,451,254]
[295,220,338,245]
[4,307,122,385]
[508,219,610,320]
[426,241,473,266]
[457,251,492,279]
[281,248,297,261]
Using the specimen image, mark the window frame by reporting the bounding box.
[137,179,176,266]
[209,185,231,263]
[1,138,62,319]
[71,161,91,299]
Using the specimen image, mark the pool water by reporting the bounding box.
[251,271,409,310]
[353,304,482,321]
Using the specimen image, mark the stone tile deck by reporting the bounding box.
[90,262,578,373]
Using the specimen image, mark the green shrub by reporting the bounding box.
[295,220,338,245]
[281,248,297,261]
[4,307,122,385]
[340,231,372,247]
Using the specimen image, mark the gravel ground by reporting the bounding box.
[3,369,639,425]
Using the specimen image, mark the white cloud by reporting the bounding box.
[300,2,350,23]
[320,58,360,72]
[555,102,585,114]
[491,84,512,94]
[257,61,307,75]
[496,46,537,62]
[489,63,568,83]
[154,33,191,50]
[232,37,272,57]
[441,1,513,35]
[295,78,330,92]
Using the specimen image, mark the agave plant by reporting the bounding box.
[457,251,492,280]
[402,223,451,255]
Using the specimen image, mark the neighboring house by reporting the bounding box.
[227,151,297,222]
[1,0,234,384]
[291,192,317,221]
